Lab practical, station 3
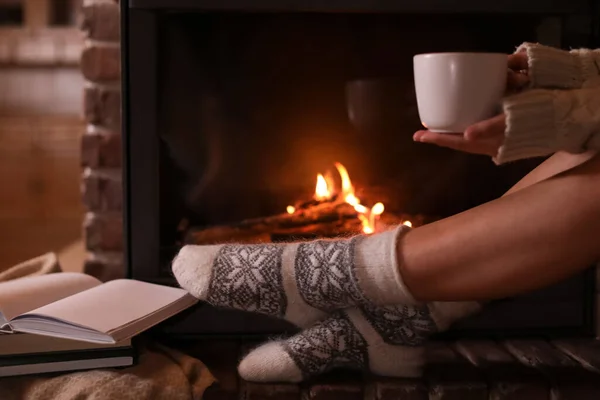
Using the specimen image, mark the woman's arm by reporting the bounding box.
[399,152,600,302]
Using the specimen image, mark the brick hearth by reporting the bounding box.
[179,338,600,400]
[80,0,123,282]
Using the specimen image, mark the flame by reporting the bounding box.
[372,202,385,215]
[334,163,362,211]
[335,163,354,199]
[315,174,332,200]
[306,162,386,234]
[369,202,385,232]
[324,171,336,195]
[334,163,383,234]
[287,163,411,234]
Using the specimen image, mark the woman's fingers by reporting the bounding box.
[508,52,528,71]
[413,131,470,150]
[507,52,529,92]
[413,130,427,142]
[507,69,530,90]
[413,131,499,156]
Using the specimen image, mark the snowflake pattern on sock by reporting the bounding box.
[283,311,369,378]
[294,238,364,311]
[207,244,286,317]
[360,303,438,346]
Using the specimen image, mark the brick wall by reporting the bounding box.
[80,0,123,281]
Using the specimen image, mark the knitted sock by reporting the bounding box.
[238,301,482,382]
[172,226,415,327]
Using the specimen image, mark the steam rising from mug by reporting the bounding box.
[413,52,507,133]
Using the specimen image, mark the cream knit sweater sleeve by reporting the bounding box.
[494,43,600,164]
[515,42,600,89]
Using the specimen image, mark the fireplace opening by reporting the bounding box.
[123,6,597,337]
[158,12,543,252]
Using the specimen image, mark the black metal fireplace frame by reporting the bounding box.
[121,0,599,339]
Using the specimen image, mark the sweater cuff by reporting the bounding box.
[516,42,586,89]
[569,48,600,87]
[494,90,558,165]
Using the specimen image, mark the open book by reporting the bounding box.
[0,273,198,344]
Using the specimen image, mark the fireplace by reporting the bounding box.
[122,0,599,338]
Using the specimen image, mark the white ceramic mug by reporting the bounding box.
[413,52,507,133]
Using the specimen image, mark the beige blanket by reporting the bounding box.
[0,254,215,400]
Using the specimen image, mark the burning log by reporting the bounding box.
[185,201,359,244]
[184,202,428,245]
[183,162,435,245]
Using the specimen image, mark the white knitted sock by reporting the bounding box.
[172,226,414,327]
[238,301,482,382]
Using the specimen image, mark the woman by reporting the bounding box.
[172,43,600,382]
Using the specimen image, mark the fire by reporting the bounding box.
[286,162,407,234]
[315,174,331,200]
[332,163,385,234]
[334,163,354,201]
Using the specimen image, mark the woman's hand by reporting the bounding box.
[506,51,529,92]
[412,52,529,157]
[413,114,506,157]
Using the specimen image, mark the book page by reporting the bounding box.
[19,280,194,334]
[0,273,101,321]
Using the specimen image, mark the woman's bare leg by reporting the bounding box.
[400,151,600,301]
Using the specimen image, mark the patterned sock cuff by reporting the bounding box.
[353,225,417,305]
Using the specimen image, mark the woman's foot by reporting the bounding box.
[237,301,482,382]
[172,226,416,327]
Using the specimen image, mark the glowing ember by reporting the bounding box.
[286,205,296,214]
[402,220,412,228]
